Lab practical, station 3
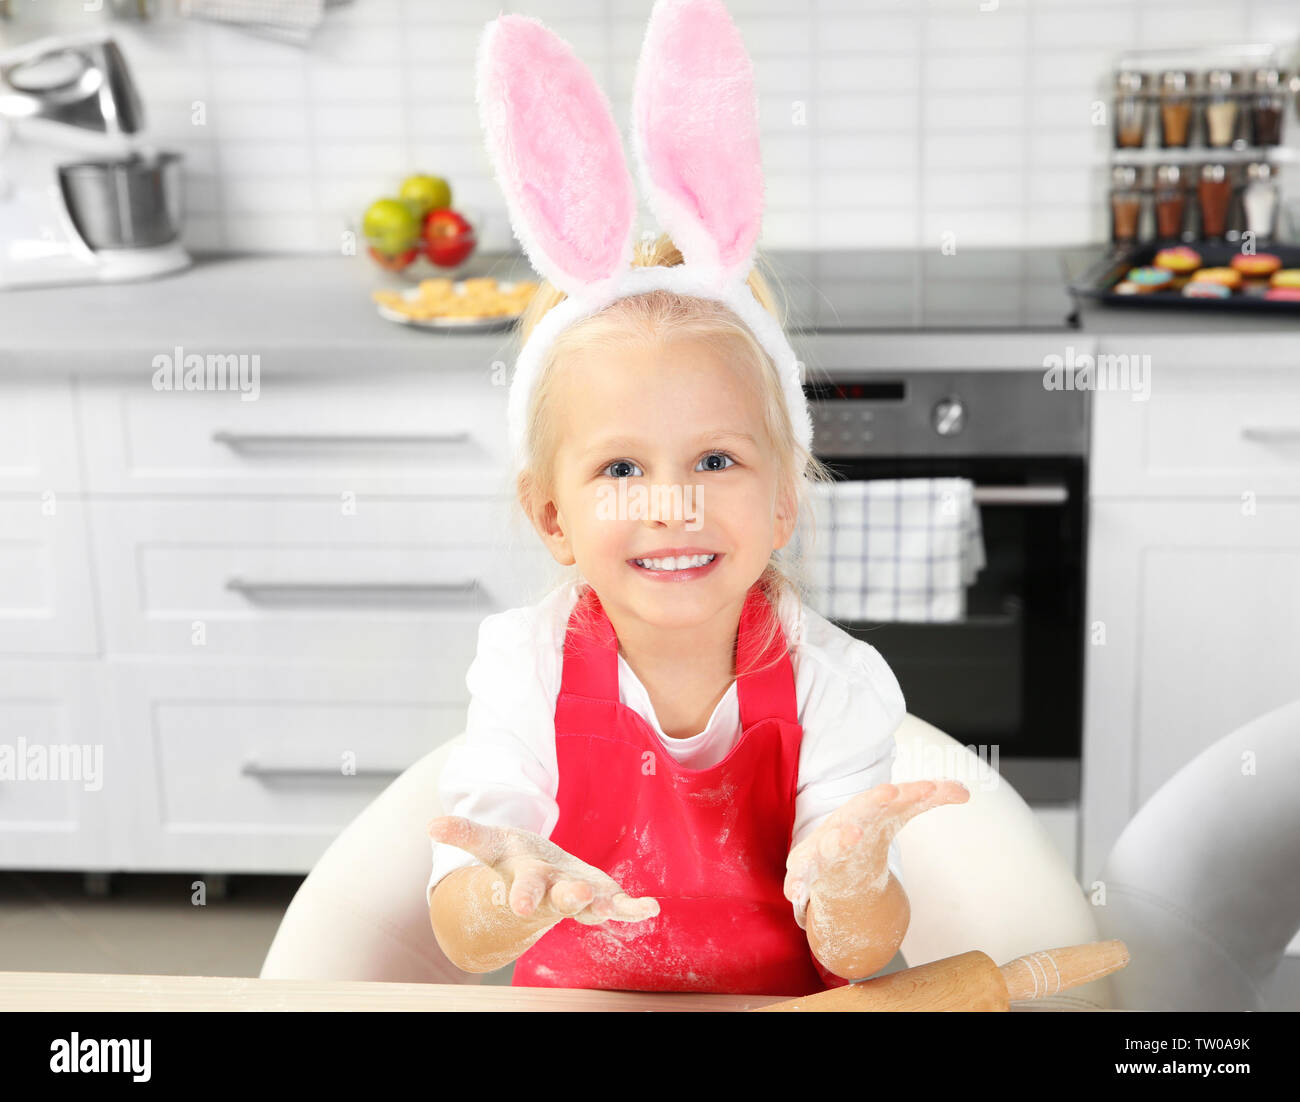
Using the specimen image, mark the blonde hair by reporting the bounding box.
[507,232,836,678]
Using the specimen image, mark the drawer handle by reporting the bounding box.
[1241,426,1300,443]
[973,484,1068,507]
[241,760,404,779]
[226,578,481,605]
[212,430,471,451]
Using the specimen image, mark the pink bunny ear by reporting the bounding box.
[632,0,764,285]
[477,15,636,300]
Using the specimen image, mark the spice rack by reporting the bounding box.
[1105,43,1300,246]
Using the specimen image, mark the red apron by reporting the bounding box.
[512,581,848,996]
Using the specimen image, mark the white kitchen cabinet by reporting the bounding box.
[0,498,98,657]
[1090,363,1300,498]
[1083,358,1300,887]
[0,367,559,874]
[0,379,81,494]
[76,370,515,497]
[88,498,552,660]
[0,662,115,869]
[108,659,466,872]
[0,380,96,658]
[1081,493,1300,886]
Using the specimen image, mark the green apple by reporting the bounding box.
[362,198,420,256]
[399,174,453,219]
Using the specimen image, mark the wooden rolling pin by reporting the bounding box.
[753,939,1129,1012]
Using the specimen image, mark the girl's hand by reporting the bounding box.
[783,780,970,921]
[427,815,660,927]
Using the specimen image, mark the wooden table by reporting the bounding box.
[0,971,790,1011]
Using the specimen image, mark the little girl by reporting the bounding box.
[427,1,967,997]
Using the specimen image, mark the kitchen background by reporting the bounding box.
[1,0,1297,1011]
[6,0,1300,254]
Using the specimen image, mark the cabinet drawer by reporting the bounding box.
[0,663,113,869]
[1081,499,1300,882]
[0,499,98,656]
[77,370,514,496]
[1091,364,1300,497]
[0,379,81,494]
[113,661,462,872]
[90,498,555,659]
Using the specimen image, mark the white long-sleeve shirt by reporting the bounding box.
[427,577,908,922]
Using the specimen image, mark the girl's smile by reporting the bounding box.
[628,549,724,581]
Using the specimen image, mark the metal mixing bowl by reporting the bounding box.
[57,151,183,249]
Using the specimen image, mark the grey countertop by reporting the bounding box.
[1,249,1296,376]
[0,251,531,375]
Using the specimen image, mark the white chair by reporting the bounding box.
[260,713,1113,1008]
[1094,699,1300,1011]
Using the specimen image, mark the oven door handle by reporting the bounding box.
[973,484,1068,506]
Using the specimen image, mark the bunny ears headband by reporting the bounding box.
[476,0,813,475]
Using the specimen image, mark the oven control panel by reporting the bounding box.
[805,371,1087,457]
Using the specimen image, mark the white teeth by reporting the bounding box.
[634,554,716,572]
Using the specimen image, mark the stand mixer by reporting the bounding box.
[0,30,190,289]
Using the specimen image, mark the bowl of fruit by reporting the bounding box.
[362,173,478,276]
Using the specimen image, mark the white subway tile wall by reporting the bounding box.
[4,0,1296,253]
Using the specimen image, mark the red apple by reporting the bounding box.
[423,208,476,268]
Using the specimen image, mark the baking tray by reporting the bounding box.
[1070,242,1300,313]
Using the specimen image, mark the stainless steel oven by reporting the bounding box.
[806,371,1088,803]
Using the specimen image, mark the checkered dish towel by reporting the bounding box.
[802,479,986,622]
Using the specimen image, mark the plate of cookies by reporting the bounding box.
[1074,243,1300,313]
[372,276,540,330]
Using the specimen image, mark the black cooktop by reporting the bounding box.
[482,246,1091,332]
[763,247,1086,332]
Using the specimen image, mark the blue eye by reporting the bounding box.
[602,459,642,478]
[600,453,734,477]
[696,451,735,472]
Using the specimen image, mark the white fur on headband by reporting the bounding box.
[506,264,811,474]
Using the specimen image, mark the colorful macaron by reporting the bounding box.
[1125,266,1174,292]
[1264,287,1300,302]
[1230,252,1282,277]
[1154,246,1202,273]
[1269,269,1300,288]
[1112,280,1142,295]
[1182,281,1232,298]
[1188,267,1242,289]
